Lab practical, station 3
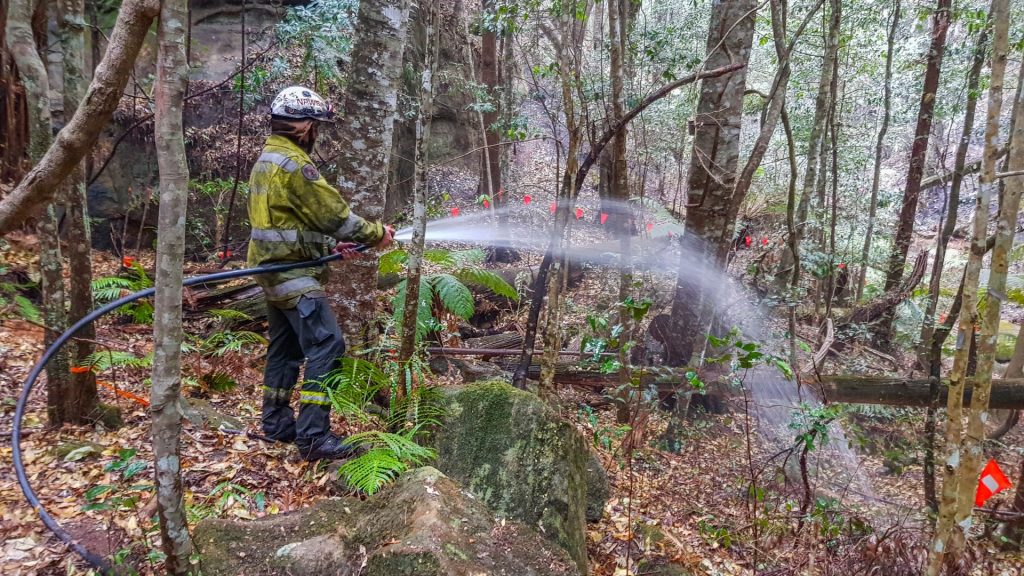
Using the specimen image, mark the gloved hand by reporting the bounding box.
[332,242,363,261]
[375,225,395,250]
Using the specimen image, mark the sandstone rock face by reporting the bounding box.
[434,381,607,574]
[195,467,579,576]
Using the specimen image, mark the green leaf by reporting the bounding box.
[392,277,436,339]
[64,445,99,462]
[335,448,407,495]
[432,274,474,320]
[423,249,456,266]
[13,295,40,323]
[85,485,114,501]
[122,461,148,480]
[454,268,518,300]
[378,249,408,275]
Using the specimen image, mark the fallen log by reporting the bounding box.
[816,376,1024,409]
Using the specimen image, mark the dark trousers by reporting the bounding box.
[262,295,346,445]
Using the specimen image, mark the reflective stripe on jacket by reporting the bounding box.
[246,135,384,307]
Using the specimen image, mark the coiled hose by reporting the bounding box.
[11,248,366,572]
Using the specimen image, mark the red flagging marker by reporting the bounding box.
[976,459,1012,507]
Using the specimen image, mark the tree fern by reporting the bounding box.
[345,430,436,463]
[455,268,518,300]
[432,274,474,320]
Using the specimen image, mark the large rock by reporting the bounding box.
[435,381,603,574]
[195,467,578,576]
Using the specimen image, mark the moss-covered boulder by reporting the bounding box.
[194,467,578,576]
[434,381,599,574]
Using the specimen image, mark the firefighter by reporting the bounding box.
[247,86,393,461]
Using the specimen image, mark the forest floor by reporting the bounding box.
[2,225,1024,575]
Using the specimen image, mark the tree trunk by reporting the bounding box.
[878,0,952,341]
[955,54,1024,542]
[8,0,72,426]
[928,0,1008,569]
[777,0,839,289]
[151,0,192,571]
[922,26,986,513]
[0,0,159,234]
[59,0,102,424]
[397,2,438,397]
[510,61,748,388]
[331,0,411,347]
[854,0,899,302]
[921,17,985,363]
[664,0,757,366]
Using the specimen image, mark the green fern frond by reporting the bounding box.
[84,350,154,372]
[378,249,409,275]
[334,448,406,495]
[388,384,447,430]
[201,330,268,356]
[322,358,391,422]
[345,430,436,464]
[423,249,456,266]
[393,277,436,338]
[432,274,474,320]
[455,268,518,300]
[91,276,134,303]
[452,249,486,266]
[14,295,41,323]
[208,309,254,322]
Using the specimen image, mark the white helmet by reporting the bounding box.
[270,86,334,121]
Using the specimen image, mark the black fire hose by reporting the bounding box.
[11,247,369,572]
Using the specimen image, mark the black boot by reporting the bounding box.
[261,404,297,443]
[297,433,357,461]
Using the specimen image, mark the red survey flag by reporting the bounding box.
[575,207,583,220]
[744,235,752,247]
[482,199,490,209]
[976,459,1012,507]
[451,206,460,217]
[549,202,557,215]
[523,194,532,205]
[646,222,654,233]
[600,212,608,225]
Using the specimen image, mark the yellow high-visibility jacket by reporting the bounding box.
[246,135,384,308]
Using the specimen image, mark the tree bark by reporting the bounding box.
[928,0,1008,569]
[856,0,900,302]
[8,0,73,426]
[921,26,987,512]
[0,0,159,234]
[397,2,438,397]
[330,0,411,346]
[776,0,840,288]
[878,0,952,341]
[59,0,102,424]
[664,0,757,366]
[151,0,192,571]
[919,25,986,365]
[955,53,1024,541]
